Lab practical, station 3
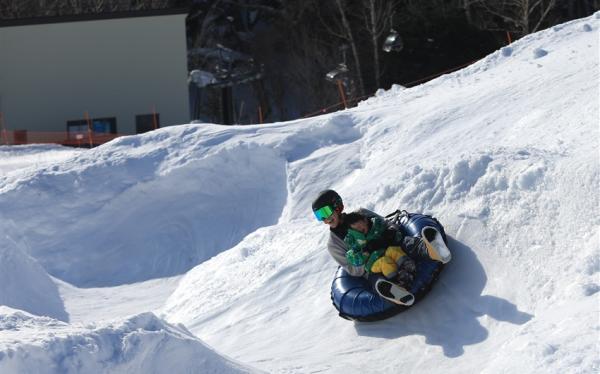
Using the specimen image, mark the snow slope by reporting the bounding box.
[0,13,598,374]
[162,15,600,373]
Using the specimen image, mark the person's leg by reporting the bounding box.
[400,236,428,259]
[370,256,398,279]
[385,246,408,264]
[384,246,416,288]
[401,230,451,263]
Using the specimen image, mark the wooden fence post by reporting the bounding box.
[0,112,8,145]
[152,106,158,130]
[336,80,348,109]
[84,112,93,148]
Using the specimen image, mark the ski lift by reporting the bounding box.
[325,63,349,82]
[383,29,403,52]
[189,70,217,88]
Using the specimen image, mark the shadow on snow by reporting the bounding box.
[354,236,533,357]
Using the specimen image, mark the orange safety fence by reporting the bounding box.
[301,58,481,119]
[0,130,125,148]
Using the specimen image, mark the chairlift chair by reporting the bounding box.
[383,29,403,52]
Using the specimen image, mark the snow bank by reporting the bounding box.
[0,144,80,175]
[0,235,67,321]
[0,307,259,374]
[0,129,290,286]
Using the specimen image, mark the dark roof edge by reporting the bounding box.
[0,8,189,28]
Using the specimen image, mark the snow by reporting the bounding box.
[0,132,288,287]
[0,307,256,373]
[1,13,599,374]
[0,144,81,175]
[0,236,67,322]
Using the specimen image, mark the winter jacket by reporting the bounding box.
[327,208,391,277]
[344,216,387,253]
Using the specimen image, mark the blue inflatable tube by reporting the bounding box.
[330,211,448,322]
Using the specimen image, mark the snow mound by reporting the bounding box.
[0,235,67,321]
[0,144,81,175]
[0,307,259,374]
[0,129,288,287]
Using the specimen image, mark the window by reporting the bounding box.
[136,113,160,134]
[66,119,87,136]
[91,117,116,133]
[67,117,116,137]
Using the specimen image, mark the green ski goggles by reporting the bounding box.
[314,205,335,222]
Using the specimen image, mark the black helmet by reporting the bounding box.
[312,189,343,212]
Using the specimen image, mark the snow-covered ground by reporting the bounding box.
[0,14,598,374]
[0,306,255,373]
[0,144,81,174]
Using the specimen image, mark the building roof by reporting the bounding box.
[0,8,189,28]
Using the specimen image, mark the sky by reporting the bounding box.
[0,12,598,374]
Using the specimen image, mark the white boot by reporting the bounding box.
[421,226,452,264]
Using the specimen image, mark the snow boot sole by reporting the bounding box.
[422,226,451,264]
[375,279,415,306]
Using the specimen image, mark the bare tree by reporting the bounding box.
[0,0,29,18]
[33,0,59,16]
[0,0,177,18]
[465,0,558,36]
[195,0,224,49]
[255,0,340,117]
[359,0,395,89]
[318,0,366,97]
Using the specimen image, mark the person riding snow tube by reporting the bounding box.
[330,211,449,322]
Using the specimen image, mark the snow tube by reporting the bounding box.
[330,211,448,322]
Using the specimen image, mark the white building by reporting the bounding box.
[0,9,190,138]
